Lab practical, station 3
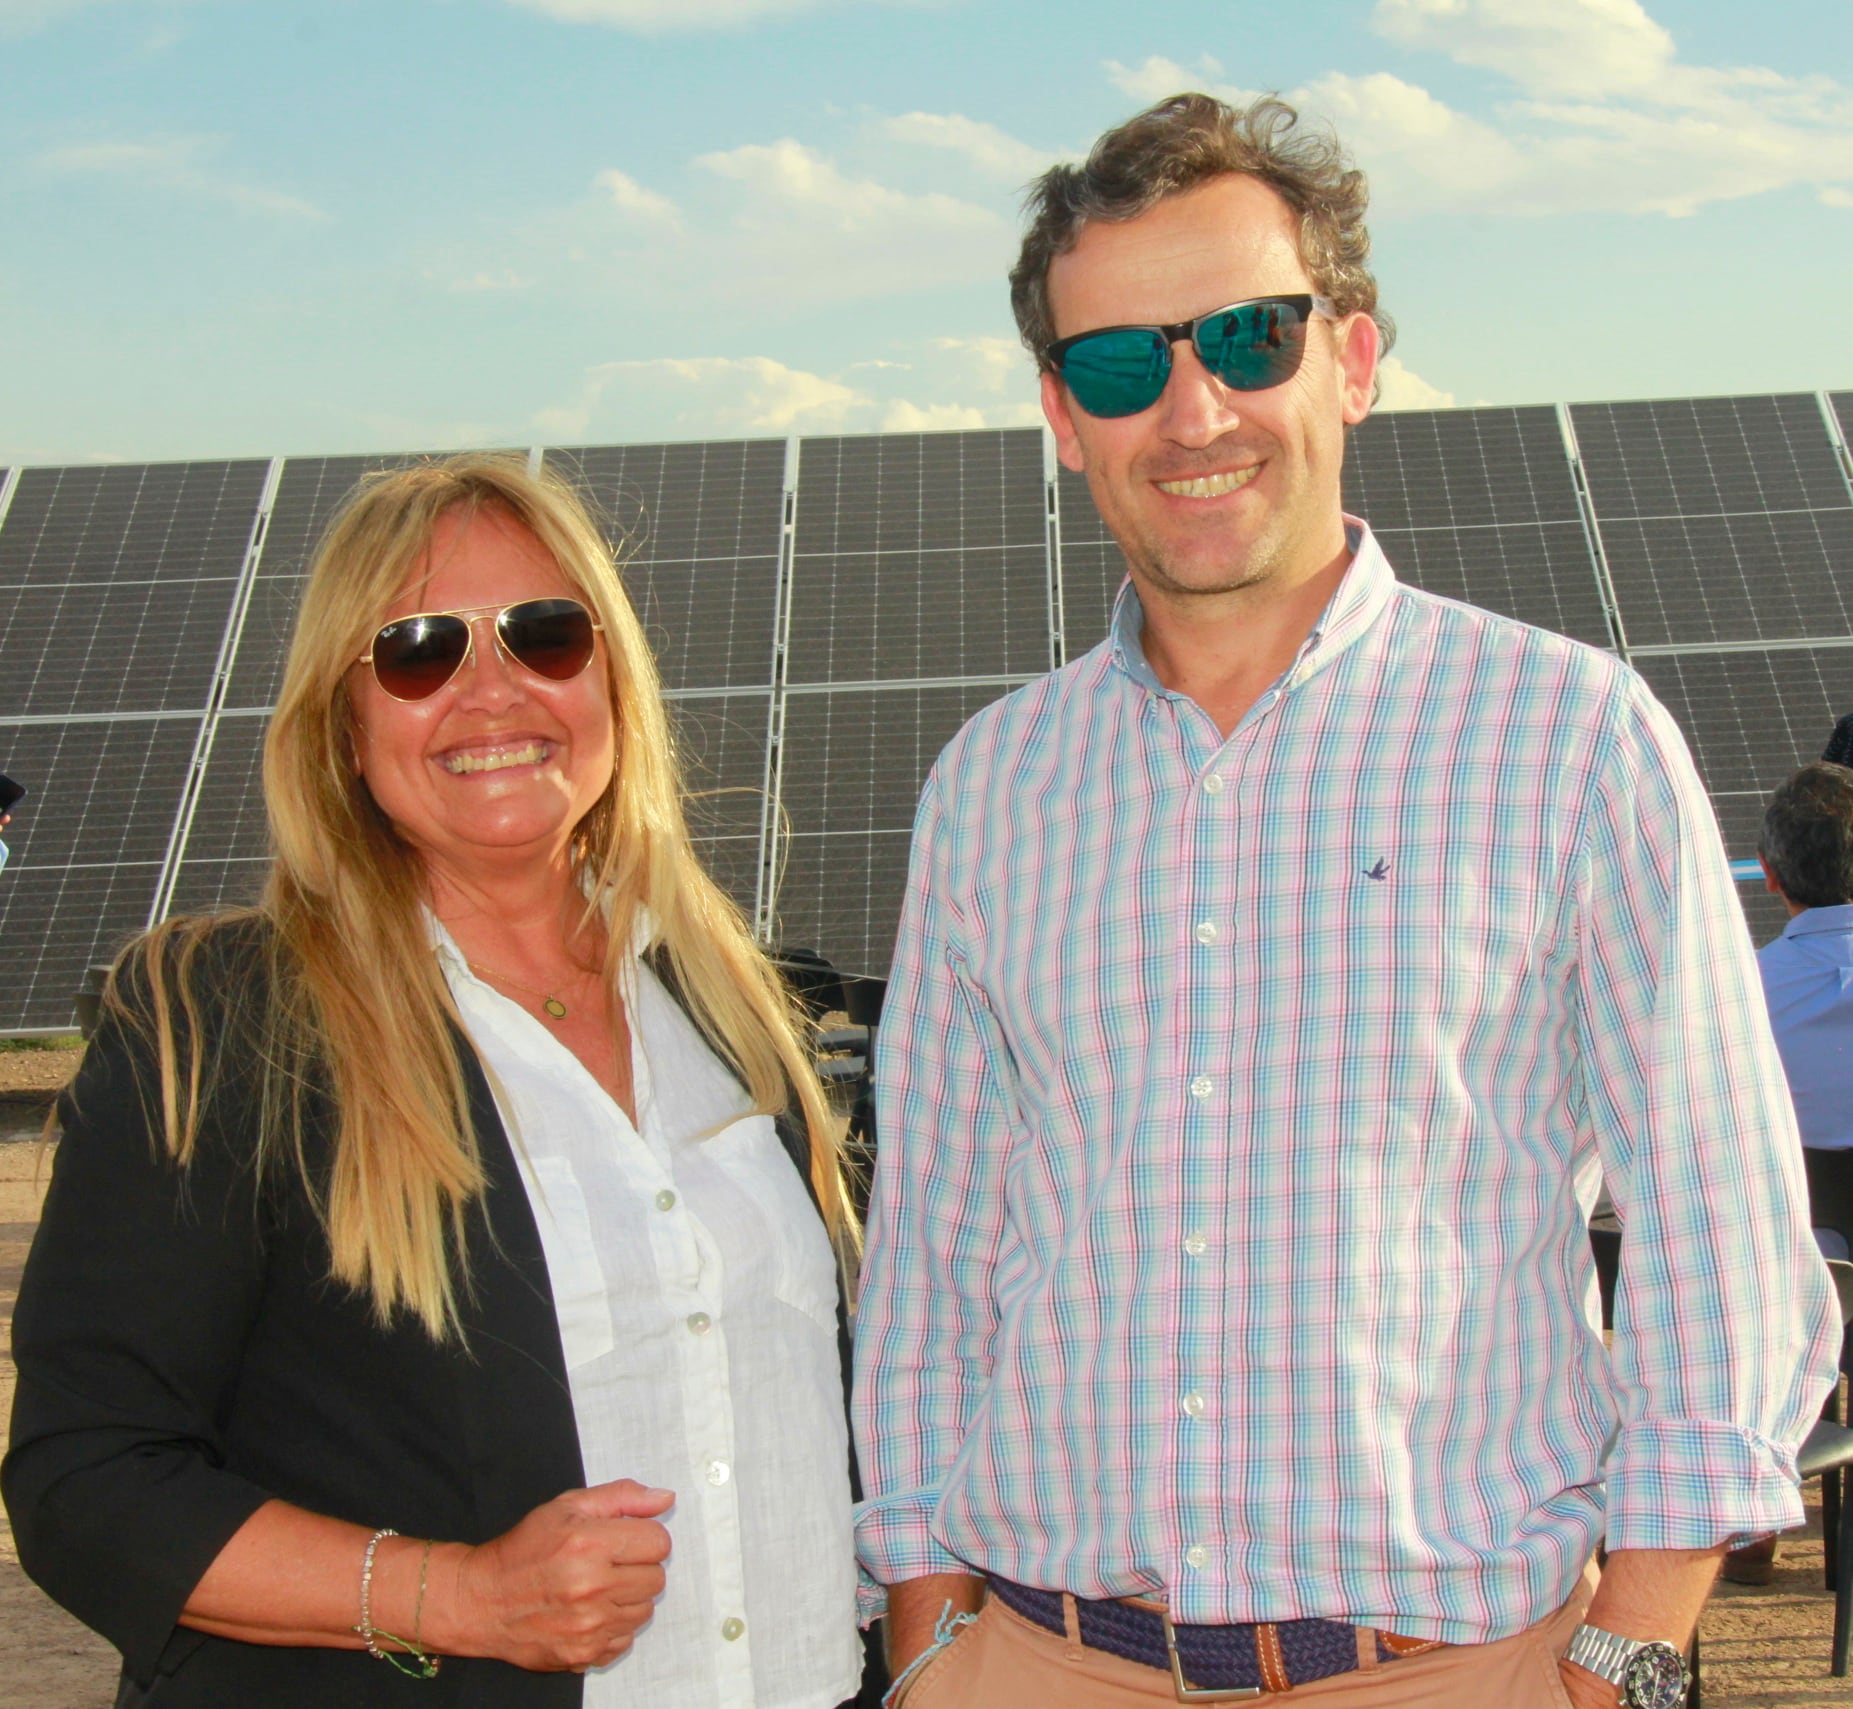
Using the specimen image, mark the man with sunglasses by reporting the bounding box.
[852,94,1838,1709]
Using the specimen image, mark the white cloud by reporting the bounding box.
[1355,0,1853,214]
[538,341,1045,442]
[39,136,328,221]
[538,355,871,439]
[690,138,1010,302]
[879,112,1056,181]
[1373,0,1673,101]
[882,400,990,432]
[1101,7,1853,219]
[506,0,825,30]
[1105,55,1262,110]
[593,167,680,226]
[446,270,534,293]
[932,335,1025,393]
[1373,356,1456,411]
[0,0,191,33]
[1825,187,1853,208]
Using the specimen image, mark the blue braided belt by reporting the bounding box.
[985,1576,1443,1699]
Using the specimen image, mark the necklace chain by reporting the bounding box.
[465,955,598,1022]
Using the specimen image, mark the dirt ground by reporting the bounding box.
[2,1069,1850,1706]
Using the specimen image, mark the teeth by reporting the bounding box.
[444,742,547,775]
[1157,467,1259,498]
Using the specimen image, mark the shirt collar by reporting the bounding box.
[1781,902,1853,940]
[1107,516,1394,699]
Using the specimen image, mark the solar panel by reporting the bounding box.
[0,461,266,718]
[1571,395,1853,648]
[552,440,787,692]
[786,432,1051,684]
[165,709,271,916]
[1633,647,1853,863]
[1344,407,1614,646]
[1831,392,1853,452]
[773,681,1020,974]
[0,715,205,1028]
[666,691,773,922]
[1053,464,1123,657]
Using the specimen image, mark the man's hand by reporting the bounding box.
[1556,1546,1720,1709]
[884,1572,985,1680]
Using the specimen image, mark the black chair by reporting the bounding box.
[1805,1148,1853,1259]
[772,949,887,1217]
[1796,1259,1853,1676]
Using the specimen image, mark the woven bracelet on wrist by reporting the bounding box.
[354,1527,442,1679]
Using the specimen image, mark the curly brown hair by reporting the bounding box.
[1010,92,1394,372]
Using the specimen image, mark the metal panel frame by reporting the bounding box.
[151,457,282,923]
[1556,404,1631,659]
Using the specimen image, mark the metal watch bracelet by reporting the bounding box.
[1563,1623,1691,1709]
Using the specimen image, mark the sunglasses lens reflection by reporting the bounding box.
[371,614,472,700]
[499,600,598,681]
[1196,299,1309,391]
[1060,328,1172,419]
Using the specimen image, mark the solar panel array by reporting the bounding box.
[3,389,1849,1028]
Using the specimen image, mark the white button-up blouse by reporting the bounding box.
[435,922,859,1708]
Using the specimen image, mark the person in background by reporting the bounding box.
[5,457,868,1707]
[852,92,1838,1709]
[1823,714,1853,769]
[1720,759,1853,1587]
[0,771,22,875]
[1757,760,1853,1252]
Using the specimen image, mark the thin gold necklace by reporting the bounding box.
[466,957,595,1021]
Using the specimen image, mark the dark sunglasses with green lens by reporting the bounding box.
[1045,293,1336,420]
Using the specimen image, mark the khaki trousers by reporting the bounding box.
[896,1564,1597,1709]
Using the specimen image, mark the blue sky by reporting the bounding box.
[3,0,1851,465]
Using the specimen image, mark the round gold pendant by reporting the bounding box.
[543,997,568,1019]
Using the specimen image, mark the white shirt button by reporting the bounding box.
[1202,774,1225,795]
[1185,1545,1210,1570]
[721,1616,746,1642]
[1182,1390,1205,1417]
[1189,1075,1213,1099]
[654,1188,677,1212]
[1194,921,1219,944]
[706,1458,731,1486]
[1183,1233,1208,1258]
[686,1311,712,1335]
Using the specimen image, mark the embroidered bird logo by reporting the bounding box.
[1363,858,1391,882]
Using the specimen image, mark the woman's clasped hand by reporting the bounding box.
[443,1480,676,1672]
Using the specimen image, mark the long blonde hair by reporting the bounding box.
[126,454,850,1339]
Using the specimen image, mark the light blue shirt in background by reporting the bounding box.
[0,838,9,875]
[1759,903,1853,1152]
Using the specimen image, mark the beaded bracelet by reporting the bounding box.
[354,1527,443,1679]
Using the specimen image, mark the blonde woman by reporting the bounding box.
[4,457,870,1708]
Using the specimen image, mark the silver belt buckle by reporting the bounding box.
[1160,1607,1263,1702]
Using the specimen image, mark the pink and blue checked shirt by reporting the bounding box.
[852,525,1840,1644]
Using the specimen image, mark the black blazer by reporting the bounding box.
[2,922,866,1708]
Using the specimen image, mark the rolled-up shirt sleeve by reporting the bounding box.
[2,959,273,1679]
[1575,678,1841,1549]
[852,771,1013,1592]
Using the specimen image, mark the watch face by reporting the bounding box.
[1622,1642,1689,1709]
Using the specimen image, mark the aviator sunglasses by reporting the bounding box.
[359,598,603,702]
[1046,292,1336,420]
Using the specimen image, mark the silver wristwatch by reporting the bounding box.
[1563,1623,1691,1709]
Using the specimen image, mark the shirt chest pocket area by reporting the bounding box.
[705,1112,841,1335]
[522,1154,617,1371]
